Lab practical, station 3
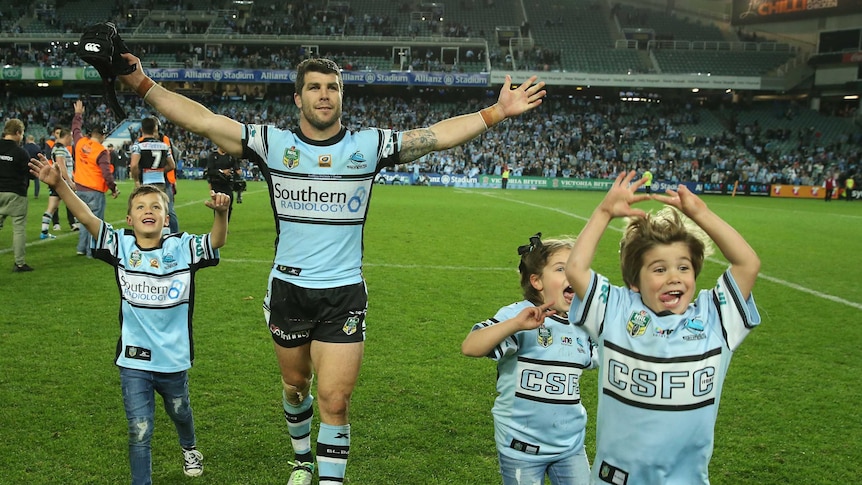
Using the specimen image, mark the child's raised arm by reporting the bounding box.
[462,302,556,357]
[567,171,651,299]
[29,154,102,237]
[205,190,231,249]
[653,184,760,299]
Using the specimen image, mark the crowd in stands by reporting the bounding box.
[5,92,856,189]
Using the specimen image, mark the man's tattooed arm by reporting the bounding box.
[398,128,438,163]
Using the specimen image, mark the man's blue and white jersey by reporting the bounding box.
[92,221,219,373]
[569,269,760,485]
[472,300,597,462]
[243,124,400,289]
[51,143,73,174]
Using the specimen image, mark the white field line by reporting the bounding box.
[2,188,268,253]
[10,188,860,310]
[460,189,862,311]
[707,200,862,220]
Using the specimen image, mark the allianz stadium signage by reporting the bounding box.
[145,68,490,87]
[10,67,763,90]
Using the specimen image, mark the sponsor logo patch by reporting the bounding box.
[125,346,152,361]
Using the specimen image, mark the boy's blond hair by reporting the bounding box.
[620,207,714,289]
[127,184,169,215]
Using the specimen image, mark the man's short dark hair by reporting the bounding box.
[295,58,343,95]
[141,117,158,134]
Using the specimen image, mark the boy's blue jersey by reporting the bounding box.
[472,300,596,462]
[92,222,220,373]
[569,269,760,485]
[243,124,400,289]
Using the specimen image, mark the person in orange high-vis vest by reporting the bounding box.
[71,100,118,257]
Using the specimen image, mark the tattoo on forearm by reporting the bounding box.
[400,128,438,163]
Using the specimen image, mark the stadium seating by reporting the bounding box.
[614,4,726,42]
[525,0,649,73]
[653,48,794,76]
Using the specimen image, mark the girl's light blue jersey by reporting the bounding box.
[472,300,596,462]
[92,222,219,373]
[243,124,400,289]
[570,269,760,485]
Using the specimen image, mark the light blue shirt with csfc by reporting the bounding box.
[471,300,596,462]
[569,269,760,485]
[243,124,401,289]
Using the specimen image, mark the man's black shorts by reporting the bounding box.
[264,278,367,348]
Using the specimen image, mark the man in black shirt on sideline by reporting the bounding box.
[206,145,240,222]
[0,119,34,272]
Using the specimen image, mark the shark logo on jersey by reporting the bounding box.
[163,253,178,269]
[683,318,707,341]
[627,310,651,338]
[537,325,552,347]
[129,250,143,268]
[283,146,300,169]
[347,151,368,169]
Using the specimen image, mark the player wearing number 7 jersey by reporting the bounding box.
[130,116,176,190]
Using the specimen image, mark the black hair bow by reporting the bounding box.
[517,233,543,256]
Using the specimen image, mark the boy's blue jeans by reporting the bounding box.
[119,367,196,485]
[498,448,590,485]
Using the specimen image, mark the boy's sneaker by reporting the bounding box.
[53,223,61,231]
[71,223,80,232]
[13,263,34,272]
[287,461,315,485]
[182,448,204,477]
[40,232,56,240]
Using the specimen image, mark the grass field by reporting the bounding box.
[1,179,861,484]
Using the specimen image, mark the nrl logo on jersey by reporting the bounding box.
[537,325,552,347]
[129,249,143,268]
[627,310,651,337]
[283,146,300,169]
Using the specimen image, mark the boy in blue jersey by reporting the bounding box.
[565,171,761,485]
[463,233,596,485]
[30,154,231,485]
[118,51,546,484]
